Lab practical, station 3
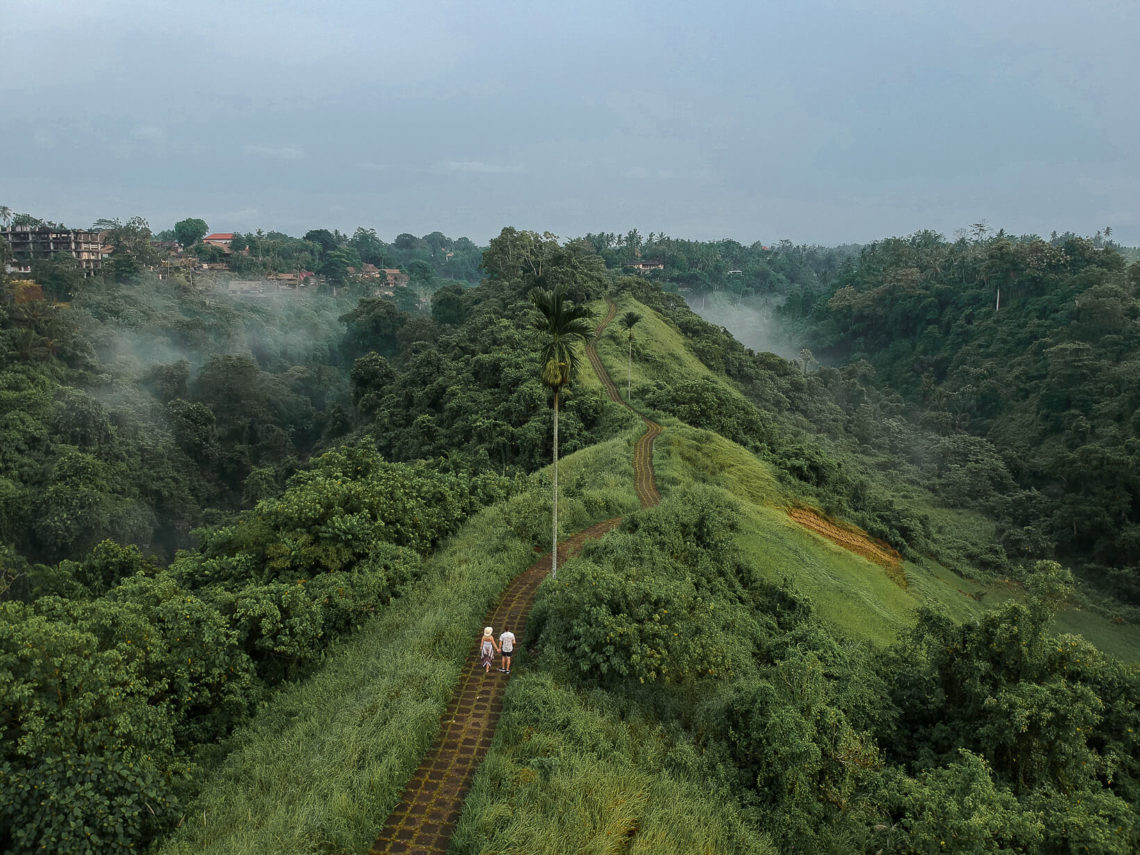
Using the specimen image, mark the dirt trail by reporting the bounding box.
[368,299,662,853]
[787,506,906,586]
[586,299,662,508]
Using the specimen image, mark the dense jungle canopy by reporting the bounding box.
[1,217,1138,853]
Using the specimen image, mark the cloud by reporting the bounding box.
[623,166,675,181]
[244,143,305,161]
[436,160,525,175]
[132,125,166,142]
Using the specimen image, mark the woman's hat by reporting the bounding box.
[484,626,493,636]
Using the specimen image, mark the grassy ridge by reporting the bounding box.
[452,420,1140,852]
[592,295,718,392]
[162,287,1139,853]
[597,291,1140,661]
[157,435,642,854]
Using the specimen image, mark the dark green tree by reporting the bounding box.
[105,216,159,278]
[173,218,208,248]
[303,229,338,257]
[431,283,467,327]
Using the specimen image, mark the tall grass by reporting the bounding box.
[450,673,775,855]
[157,435,642,854]
[592,295,718,392]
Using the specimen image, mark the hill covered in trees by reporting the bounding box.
[778,229,1140,604]
[1,220,1138,853]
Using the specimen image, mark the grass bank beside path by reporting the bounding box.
[591,295,718,394]
[450,673,777,855]
[656,424,1140,659]
[157,435,642,855]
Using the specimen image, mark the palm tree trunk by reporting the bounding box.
[551,389,559,577]
[627,339,632,400]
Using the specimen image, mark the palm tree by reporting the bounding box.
[618,310,642,400]
[531,285,594,577]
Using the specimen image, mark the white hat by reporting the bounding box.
[483,626,493,636]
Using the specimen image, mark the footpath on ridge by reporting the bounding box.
[368,298,662,854]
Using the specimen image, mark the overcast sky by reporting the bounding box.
[2,0,1137,246]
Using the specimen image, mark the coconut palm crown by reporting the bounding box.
[531,286,594,391]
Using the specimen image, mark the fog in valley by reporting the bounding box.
[685,289,803,362]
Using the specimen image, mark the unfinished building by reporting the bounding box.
[1,226,104,274]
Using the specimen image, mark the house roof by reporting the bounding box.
[203,233,235,241]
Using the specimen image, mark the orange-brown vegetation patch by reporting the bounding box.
[10,280,44,303]
[787,506,907,588]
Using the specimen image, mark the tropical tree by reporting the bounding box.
[618,310,642,399]
[173,218,208,247]
[530,285,593,576]
[0,205,12,227]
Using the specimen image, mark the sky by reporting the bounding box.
[2,0,1138,246]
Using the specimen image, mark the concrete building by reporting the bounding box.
[1,226,104,273]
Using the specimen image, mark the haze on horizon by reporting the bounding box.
[2,0,1137,246]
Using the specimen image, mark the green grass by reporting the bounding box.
[651,423,1140,659]
[589,298,1140,662]
[450,673,775,855]
[157,435,643,855]
[592,295,718,393]
[161,293,1140,853]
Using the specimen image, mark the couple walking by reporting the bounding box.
[479,626,516,674]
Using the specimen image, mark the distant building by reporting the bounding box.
[381,268,409,288]
[1,226,103,274]
[202,233,235,247]
[628,260,664,273]
[267,271,316,288]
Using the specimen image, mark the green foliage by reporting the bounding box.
[0,598,185,851]
[726,656,879,831]
[876,561,1140,851]
[104,216,160,279]
[786,230,1140,600]
[643,377,776,452]
[204,445,511,575]
[530,285,594,391]
[532,486,748,684]
[879,751,1046,853]
[173,218,208,247]
[2,749,182,854]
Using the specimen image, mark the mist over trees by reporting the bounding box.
[1,212,1138,852]
[783,229,1140,603]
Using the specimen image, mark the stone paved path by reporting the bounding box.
[368,298,661,854]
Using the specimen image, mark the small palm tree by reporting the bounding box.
[618,310,642,400]
[531,285,594,577]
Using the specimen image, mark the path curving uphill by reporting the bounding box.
[585,298,662,508]
[368,298,661,854]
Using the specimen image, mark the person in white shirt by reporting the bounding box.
[498,627,517,674]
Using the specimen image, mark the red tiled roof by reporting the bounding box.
[203,233,234,241]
